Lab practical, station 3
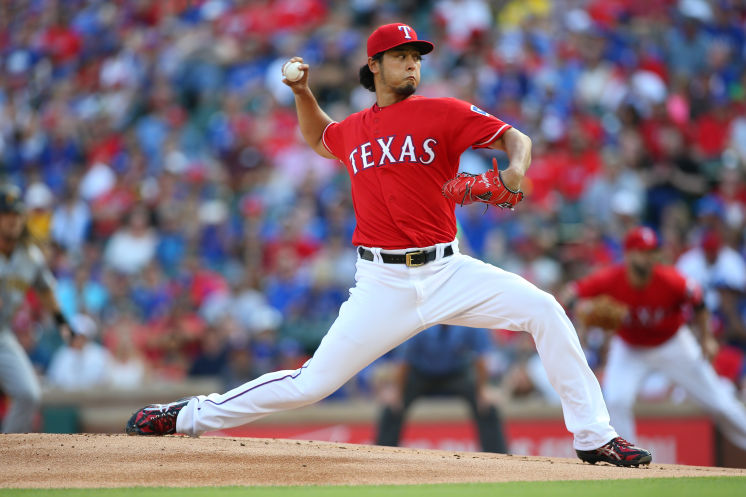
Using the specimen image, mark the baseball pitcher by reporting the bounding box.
[126,23,651,467]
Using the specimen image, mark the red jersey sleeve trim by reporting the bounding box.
[474,123,511,147]
[321,121,338,157]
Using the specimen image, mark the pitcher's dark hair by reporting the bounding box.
[359,53,383,92]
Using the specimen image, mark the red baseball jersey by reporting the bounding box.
[573,264,703,347]
[322,95,511,249]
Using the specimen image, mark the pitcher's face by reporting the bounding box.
[376,46,422,97]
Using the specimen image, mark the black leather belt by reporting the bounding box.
[357,245,454,267]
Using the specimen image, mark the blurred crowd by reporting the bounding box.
[1,0,746,403]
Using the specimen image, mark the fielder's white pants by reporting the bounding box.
[178,242,618,450]
[604,327,746,450]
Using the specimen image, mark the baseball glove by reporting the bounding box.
[576,295,628,330]
[442,158,524,209]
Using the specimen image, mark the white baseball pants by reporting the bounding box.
[177,241,618,450]
[603,327,746,450]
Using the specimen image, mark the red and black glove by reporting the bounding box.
[441,158,524,209]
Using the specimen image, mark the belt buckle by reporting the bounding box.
[405,250,425,267]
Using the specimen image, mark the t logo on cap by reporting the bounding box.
[367,23,435,58]
[398,25,413,39]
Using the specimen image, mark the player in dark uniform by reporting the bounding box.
[376,325,508,453]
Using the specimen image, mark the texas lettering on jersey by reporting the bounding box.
[322,96,511,249]
[348,136,438,173]
[626,307,666,327]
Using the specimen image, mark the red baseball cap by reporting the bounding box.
[367,23,434,58]
[624,226,659,252]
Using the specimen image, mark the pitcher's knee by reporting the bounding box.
[296,378,340,404]
[524,291,565,322]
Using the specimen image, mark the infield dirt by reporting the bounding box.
[2,433,745,488]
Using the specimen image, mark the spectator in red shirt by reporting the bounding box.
[692,100,732,160]
[562,226,746,451]
[40,14,82,66]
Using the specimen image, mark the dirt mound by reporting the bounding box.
[2,434,744,488]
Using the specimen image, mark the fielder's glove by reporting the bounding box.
[576,295,628,331]
[442,158,525,209]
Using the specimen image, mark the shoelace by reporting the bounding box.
[142,405,178,432]
[149,412,176,432]
[614,437,633,448]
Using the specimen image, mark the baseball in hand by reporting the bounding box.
[282,61,304,82]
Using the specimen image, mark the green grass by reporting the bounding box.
[2,478,745,497]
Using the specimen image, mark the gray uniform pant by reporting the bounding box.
[0,330,41,433]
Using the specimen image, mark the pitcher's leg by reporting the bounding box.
[177,267,423,436]
[602,336,650,442]
[511,302,616,450]
[427,255,617,450]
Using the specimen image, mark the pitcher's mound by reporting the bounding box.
[2,434,744,488]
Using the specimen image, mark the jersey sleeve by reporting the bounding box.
[321,121,343,159]
[661,266,703,307]
[443,98,512,153]
[573,268,617,299]
[28,244,55,292]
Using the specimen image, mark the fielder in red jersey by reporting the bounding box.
[563,226,746,451]
[125,23,651,467]
[572,259,702,348]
